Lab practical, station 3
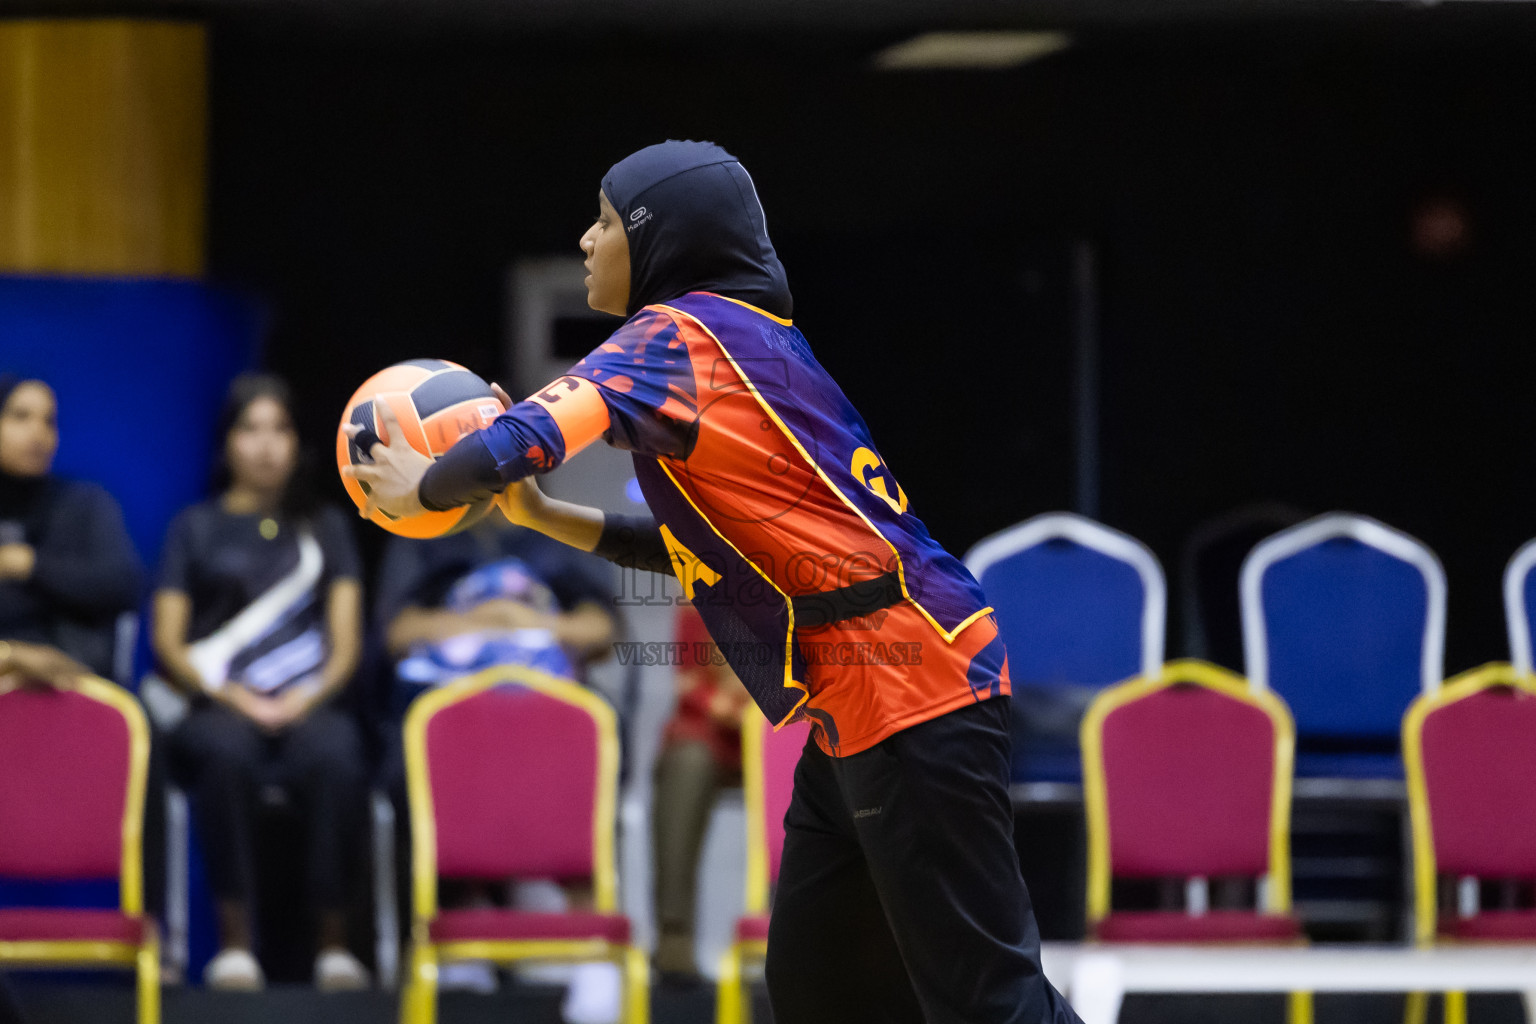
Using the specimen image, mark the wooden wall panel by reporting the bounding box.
[0,20,206,277]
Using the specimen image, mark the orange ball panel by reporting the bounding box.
[372,390,431,456]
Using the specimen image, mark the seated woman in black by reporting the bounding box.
[0,375,142,678]
[151,374,369,992]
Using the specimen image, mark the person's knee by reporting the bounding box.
[656,739,716,775]
[652,740,722,802]
[172,707,264,780]
[287,709,366,775]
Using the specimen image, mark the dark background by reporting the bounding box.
[187,6,1536,673]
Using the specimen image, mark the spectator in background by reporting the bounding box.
[374,512,618,1021]
[375,515,617,710]
[150,374,369,993]
[0,375,142,679]
[651,602,750,986]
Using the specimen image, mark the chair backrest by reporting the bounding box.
[966,514,1166,783]
[1178,502,1310,669]
[965,513,1165,687]
[1504,538,1536,675]
[1081,660,1294,923]
[1241,513,1445,740]
[1403,663,1536,942]
[0,677,149,913]
[742,712,810,915]
[404,666,620,923]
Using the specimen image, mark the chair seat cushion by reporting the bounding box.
[0,908,148,945]
[1440,911,1536,941]
[735,915,770,942]
[430,909,630,944]
[1095,910,1304,943]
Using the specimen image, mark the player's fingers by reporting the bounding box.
[490,382,513,411]
[373,396,404,446]
[342,423,387,463]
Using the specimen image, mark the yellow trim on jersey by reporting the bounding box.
[654,301,978,645]
[949,607,996,639]
[707,293,794,326]
[654,460,810,728]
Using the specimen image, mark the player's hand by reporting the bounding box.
[490,381,514,412]
[342,398,431,520]
[498,477,549,528]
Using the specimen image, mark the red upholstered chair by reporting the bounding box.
[400,666,647,1024]
[1402,663,1536,1024]
[1081,659,1310,1024]
[715,712,808,1024]
[0,675,158,1024]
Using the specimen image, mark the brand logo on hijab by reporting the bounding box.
[627,206,653,232]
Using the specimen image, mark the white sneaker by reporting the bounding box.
[437,959,499,994]
[511,880,576,985]
[561,961,622,1024]
[315,947,371,992]
[205,948,264,991]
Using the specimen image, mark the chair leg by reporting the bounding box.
[1404,991,1429,1024]
[137,931,162,1024]
[371,792,400,989]
[623,945,650,1024]
[716,944,744,1024]
[1443,990,1467,1024]
[400,943,438,1024]
[1286,990,1313,1024]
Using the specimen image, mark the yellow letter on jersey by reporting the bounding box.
[851,447,909,515]
[660,524,723,597]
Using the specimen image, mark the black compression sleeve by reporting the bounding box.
[592,514,674,575]
[417,434,502,512]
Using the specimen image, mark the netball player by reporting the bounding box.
[346,140,1081,1024]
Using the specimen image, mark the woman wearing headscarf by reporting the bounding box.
[0,375,142,678]
[349,141,1081,1024]
[153,373,369,992]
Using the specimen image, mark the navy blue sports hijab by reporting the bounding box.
[600,140,793,321]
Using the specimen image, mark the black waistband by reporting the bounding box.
[790,571,905,630]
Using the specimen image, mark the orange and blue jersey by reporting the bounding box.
[555,291,1009,756]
